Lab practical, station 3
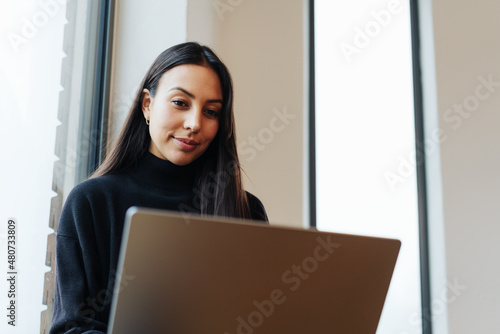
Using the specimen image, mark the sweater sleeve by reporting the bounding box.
[49,185,108,334]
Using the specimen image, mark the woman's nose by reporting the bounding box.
[183,107,202,133]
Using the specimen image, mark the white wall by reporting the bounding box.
[422,0,500,332]
[186,0,220,48]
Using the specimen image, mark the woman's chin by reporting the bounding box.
[167,153,199,166]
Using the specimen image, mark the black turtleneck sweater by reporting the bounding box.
[49,152,268,334]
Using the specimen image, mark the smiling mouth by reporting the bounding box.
[174,137,199,151]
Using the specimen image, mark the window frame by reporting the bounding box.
[41,0,115,332]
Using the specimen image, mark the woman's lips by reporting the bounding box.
[174,137,199,151]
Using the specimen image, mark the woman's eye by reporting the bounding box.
[172,100,187,107]
[205,109,219,117]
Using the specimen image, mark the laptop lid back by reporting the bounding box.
[108,207,400,334]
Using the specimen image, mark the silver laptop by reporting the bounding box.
[108,207,401,334]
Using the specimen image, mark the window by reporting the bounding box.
[314,1,424,333]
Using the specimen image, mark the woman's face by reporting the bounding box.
[142,64,222,166]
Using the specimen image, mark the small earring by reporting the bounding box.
[146,118,150,126]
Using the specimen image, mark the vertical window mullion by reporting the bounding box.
[88,0,115,175]
[409,0,433,333]
[309,0,317,229]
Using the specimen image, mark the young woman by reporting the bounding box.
[50,42,268,334]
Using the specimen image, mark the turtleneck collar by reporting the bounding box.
[130,151,202,192]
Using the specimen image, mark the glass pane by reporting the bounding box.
[315,1,422,333]
[0,0,66,332]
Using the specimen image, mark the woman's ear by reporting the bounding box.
[142,88,152,120]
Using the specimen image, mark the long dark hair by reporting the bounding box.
[92,42,251,219]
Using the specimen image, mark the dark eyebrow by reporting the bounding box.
[168,87,223,104]
[169,87,194,98]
